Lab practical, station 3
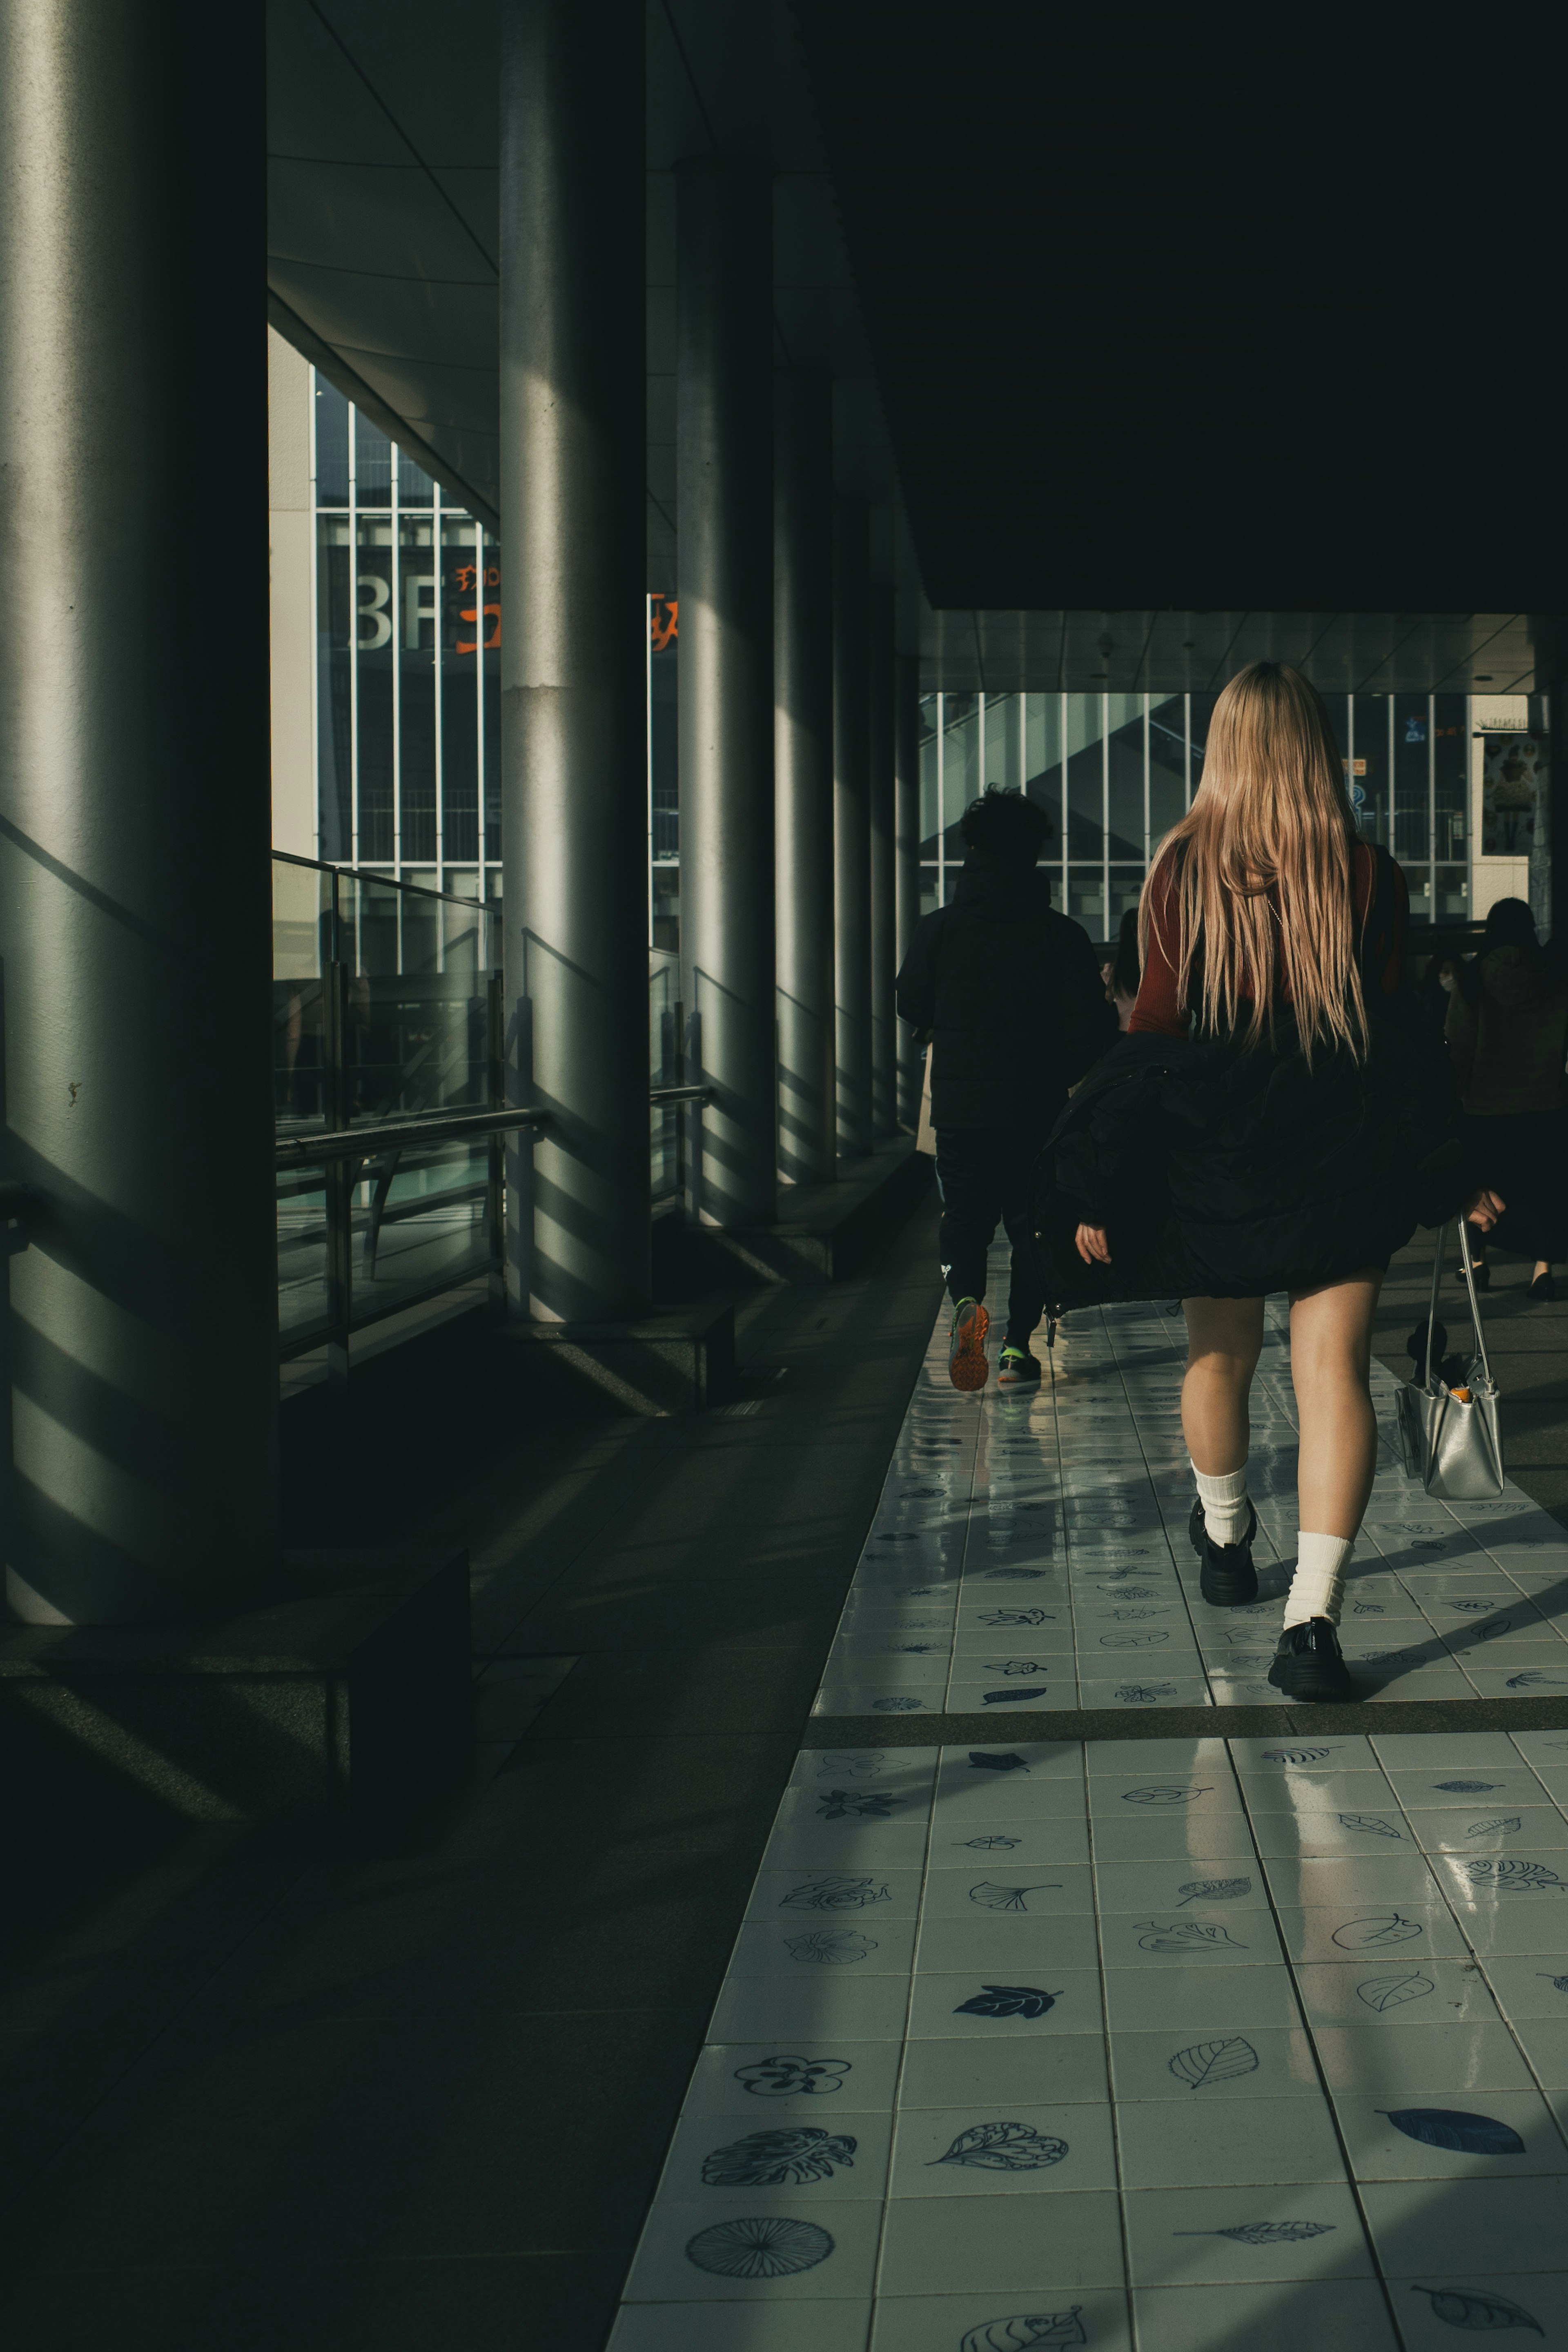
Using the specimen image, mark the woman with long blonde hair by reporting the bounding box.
[1040,663,1501,1700]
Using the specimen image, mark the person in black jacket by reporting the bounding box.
[896,786,1117,1390]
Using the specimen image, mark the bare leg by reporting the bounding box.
[1181,1296,1265,1474]
[1287,1269,1383,1539]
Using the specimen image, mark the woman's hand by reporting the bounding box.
[1076,1223,1111,1265]
[1464,1187,1506,1234]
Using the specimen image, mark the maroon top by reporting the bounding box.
[1129,841,1404,1039]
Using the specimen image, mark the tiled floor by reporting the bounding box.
[611,1265,1568,2348]
[813,1264,1568,1715]
[612,1728,1568,2350]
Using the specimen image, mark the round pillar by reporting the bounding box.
[499,0,650,1321]
[0,0,277,1621]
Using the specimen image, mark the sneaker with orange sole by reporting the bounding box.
[948,1298,990,1390]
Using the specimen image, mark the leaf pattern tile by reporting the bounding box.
[617,1728,1568,2335]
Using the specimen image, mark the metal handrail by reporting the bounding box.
[276,1086,706,1170]
[274,1104,548,1169]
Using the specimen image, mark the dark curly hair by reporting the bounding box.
[958,785,1052,862]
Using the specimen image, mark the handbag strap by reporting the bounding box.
[1456,1226,1495,1392]
[1423,1229,1446,1397]
[1426,1220,1495,1394]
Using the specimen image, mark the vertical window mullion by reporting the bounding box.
[348,405,359,867]
[1429,690,1437,915]
[935,693,945,906]
[390,446,401,877]
[1060,690,1069,901]
[433,479,444,890]
[1101,689,1109,944]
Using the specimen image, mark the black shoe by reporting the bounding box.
[1187,1495,1259,1606]
[1268,1617,1355,1702]
[1530,1271,1558,1303]
[1469,1257,1490,1290]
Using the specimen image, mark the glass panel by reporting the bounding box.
[1352,695,1388,847]
[399,513,437,863]
[277,1165,332,1346]
[1393,693,1431,865]
[982,692,1021,791]
[314,376,350,504]
[1434,694,1467,864]
[1066,868,1104,935]
[650,953,679,1206]
[356,514,394,861]
[1024,693,1064,862]
[482,531,501,861]
[1148,695,1185,843]
[1107,864,1144,937]
[441,517,481,860]
[398,447,434,507]
[918,696,939,852]
[354,408,391,507]
[337,873,490,1122]
[920,867,939,919]
[347,1139,493,1325]
[316,514,353,860]
[1065,695,1104,860]
[272,860,334,1133]
[1107,696,1143,861]
[1436,863,1469,920]
[941,694,979,850]
[651,596,678,863]
[1402,864,1433,925]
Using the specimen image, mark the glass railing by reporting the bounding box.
[650,949,681,1207]
[274,859,708,1366]
[273,855,506,1360]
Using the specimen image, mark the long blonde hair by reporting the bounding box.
[1140,661,1367,1061]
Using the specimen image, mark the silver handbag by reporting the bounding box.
[1394,1225,1504,1499]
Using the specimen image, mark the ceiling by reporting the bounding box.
[921,609,1545,697]
[267,2,1567,690]
[792,0,1568,621]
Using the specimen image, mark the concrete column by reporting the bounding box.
[499,0,649,1320]
[869,581,898,1139]
[774,370,835,1185]
[0,0,276,1624]
[833,499,873,1161]
[677,160,776,1227]
[893,651,923,1127]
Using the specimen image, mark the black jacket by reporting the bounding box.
[895,855,1118,1130]
[1028,845,1475,1307]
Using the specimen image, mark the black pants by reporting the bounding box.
[936,1127,1048,1342]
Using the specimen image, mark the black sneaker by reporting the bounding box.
[997,1345,1042,1388]
[1268,1617,1355,1702]
[1187,1495,1259,1606]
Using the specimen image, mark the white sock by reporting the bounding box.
[1284,1531,1355,1628]
[1194,1466,1251,1546]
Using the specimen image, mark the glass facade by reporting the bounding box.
[313,376,501,907]
[918,690,1472,935]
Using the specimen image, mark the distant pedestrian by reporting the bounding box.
[1446,898,1568,1299]
[896,786,1117,1391]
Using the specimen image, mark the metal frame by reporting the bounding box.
[916,687,1474,944]
[313,371,499,906]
